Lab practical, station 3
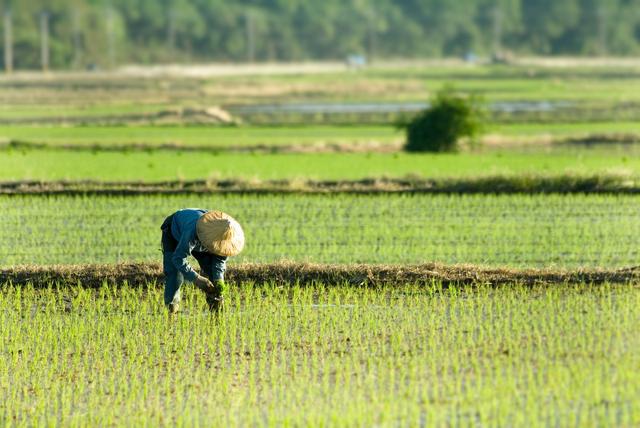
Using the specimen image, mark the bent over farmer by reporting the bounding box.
[160,209,245,314]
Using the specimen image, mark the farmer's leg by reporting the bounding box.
[163,251,184,306]
[160,216,182,308]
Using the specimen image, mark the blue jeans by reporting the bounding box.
[161,215,227,306]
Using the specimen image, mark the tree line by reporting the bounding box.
[2,0,640,70]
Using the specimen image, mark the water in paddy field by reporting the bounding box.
[229,100,573,115]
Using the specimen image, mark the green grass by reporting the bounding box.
[0,125,400,147]
[2,194,639,268]
[2,283,638,425]
[1,149,638,182]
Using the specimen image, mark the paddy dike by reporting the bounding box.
[3,132,640,154]
[1,174,638,196]
[2,262,639,289]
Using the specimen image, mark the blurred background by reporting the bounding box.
[2,0,640,70]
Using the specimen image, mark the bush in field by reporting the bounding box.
[403,87,485,153]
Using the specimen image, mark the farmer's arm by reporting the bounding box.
[210,254,228,281]
[171,232,198,282]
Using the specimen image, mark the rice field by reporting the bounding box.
[1,149,639,182]
[3,63,640,426]
[2,194,639,268]
[2,283,638,426]
[4,64,640,113]
[0,125,400,148]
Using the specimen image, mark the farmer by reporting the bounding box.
[160,209,245,314]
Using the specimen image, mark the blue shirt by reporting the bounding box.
[170,208,210,281]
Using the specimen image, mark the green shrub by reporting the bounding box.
[403,87,485,153]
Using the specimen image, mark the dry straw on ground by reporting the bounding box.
[1,174,638,196]
[1,262,638,289]
[4,133,640,153]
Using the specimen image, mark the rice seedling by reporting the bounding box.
[1,282,638,426]
[1,194,638,268]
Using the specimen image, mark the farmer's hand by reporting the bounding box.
[206,280,226,313]
[194,274,215,293]
[206,292,223,313]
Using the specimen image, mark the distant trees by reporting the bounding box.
[1,0,640,70]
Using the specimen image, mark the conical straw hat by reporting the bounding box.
[196,210,245,257]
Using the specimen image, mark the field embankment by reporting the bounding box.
[2,174,639,195]
[4,131,640,154]
[2,262,639,288]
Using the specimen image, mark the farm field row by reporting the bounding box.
[2,194,639,268]
[4,65,640,109]
[0,125,400,148]
[220,65,640,102]
[1,150,638,182]
[3,262,638,290]
[2,283,638,426]
[2,123,640,149]
[3,66,640,129]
